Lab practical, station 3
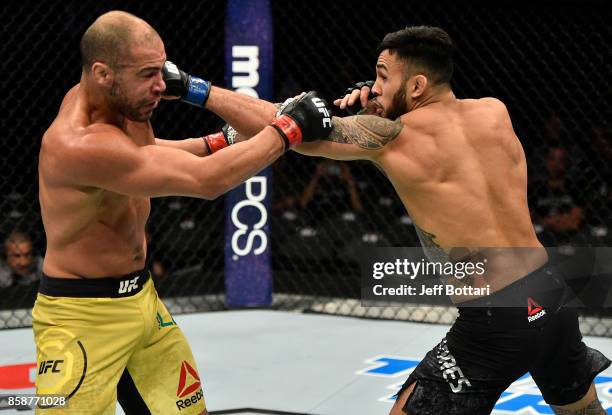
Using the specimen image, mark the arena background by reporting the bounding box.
[1,0,611,338]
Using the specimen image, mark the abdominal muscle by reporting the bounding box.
[41,190,150,279]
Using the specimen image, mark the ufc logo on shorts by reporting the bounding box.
[38,359,63,375]
[311,97,332,128]
[118,276,140,294]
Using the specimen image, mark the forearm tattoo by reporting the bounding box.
[327,115,403,150]
[551,399,606,415]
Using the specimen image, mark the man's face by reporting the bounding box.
[371,50,410,120]
[109,37,167,122]
[6,242,33,277]
[546,148,568,179]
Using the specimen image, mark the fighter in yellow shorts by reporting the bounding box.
[35,10,333,414]
[33,271,204,414]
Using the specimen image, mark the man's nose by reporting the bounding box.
[371,82,382,97]
[154,73,166,94]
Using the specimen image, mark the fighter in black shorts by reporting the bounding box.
[397,264,610,414]
[172,25,611,414]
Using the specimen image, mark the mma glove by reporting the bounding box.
[162,61,211,108]
[341,80,378,115]
[201,96,298,154]
[202,124,237,154]
[270,91,333,150]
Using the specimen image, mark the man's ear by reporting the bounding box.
[409,74,428,99]
[91,62,114,87]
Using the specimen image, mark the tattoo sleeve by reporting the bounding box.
[327,115,403,150]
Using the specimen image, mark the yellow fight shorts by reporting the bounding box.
[32,270,206,414]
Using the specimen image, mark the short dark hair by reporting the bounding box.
[80,19,132,70]
[377,26,454,86]
[4,231,31,249]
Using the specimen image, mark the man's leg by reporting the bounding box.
[531,307,610,415]
[550,383,606,415]
[121,281,207,414]
[386,335,513,415]
[33,292,141,414]
[389,382,415,415]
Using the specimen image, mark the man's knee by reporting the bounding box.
[550,383,606,415]
[389,382,415,415]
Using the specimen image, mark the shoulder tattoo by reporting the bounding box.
[327,115,403,150]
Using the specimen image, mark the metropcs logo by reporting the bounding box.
[527,297,546,323]
[357,356,612,414]
[175,361,203,410]
[230,45,268,257]
[230,177,268,257]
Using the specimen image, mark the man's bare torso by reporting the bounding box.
[378,97,546,293]
[39,86,152,278]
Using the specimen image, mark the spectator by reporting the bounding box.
[300,160,363,215]
[586,124,612,237]
[271,156,302,212]
[543,112,567,143]
[0,231,42,288]
[529,147,586,244]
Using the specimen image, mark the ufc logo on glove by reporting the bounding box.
[312,97,332,128]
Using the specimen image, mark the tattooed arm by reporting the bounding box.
[293,115,404,160]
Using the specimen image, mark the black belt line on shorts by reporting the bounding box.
[39,269,150,298]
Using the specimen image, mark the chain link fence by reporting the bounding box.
[269,0,612,336]
[1,0,611,336]
[0,0,227,326]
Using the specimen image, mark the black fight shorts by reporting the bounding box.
[398,266,611,415]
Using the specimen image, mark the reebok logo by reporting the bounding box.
[527,297,546,322]
[177,361,201,398]
[175,361,203,410]
[118,276,139,294]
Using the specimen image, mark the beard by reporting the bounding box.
[109,80,151,122]
[385,85,409,120]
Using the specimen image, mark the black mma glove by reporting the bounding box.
[270,91,333,150]
[162,61,211,108]
[341,80,378,115]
